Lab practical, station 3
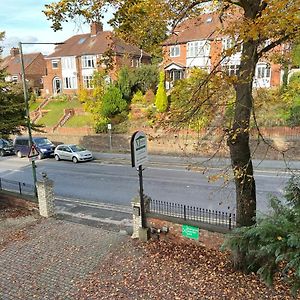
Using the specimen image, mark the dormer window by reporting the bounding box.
[170,45,180,57]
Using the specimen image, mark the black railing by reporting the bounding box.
[147,199,236,230]
[0,178,35,196]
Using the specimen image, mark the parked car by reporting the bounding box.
[13,136,56,159]
[0,138,15,156]
[54,144,93,163]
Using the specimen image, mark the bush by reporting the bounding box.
[155,71,168,112]
[131,90,145,104]
[101,85,127,118]
[222,176,300,296]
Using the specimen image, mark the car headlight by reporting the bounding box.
[40,148,47,152]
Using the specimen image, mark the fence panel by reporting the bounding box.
[0,178,35,196]
[147,199,236,230]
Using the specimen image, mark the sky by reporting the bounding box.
[0,0,113,57]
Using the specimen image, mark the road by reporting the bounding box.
[0,155,296,214]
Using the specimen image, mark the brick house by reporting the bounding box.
[1,48,46,94]
[42,22,151,96]
[163,13,282,90]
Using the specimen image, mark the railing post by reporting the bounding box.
[184,205,186,220]
[229,213,232,230]
[0,178,2,190]
[18,182,22,194]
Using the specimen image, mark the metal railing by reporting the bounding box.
[147,199,236,230]
[0,178,35,196]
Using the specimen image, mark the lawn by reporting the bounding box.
[64,114,94,128]
[37,99,82,127]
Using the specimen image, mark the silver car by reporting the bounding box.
[54,144,93,163]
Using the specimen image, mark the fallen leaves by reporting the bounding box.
[73,240,297,299]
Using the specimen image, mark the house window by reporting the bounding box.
[63,76,77,89]
[187,41,209,58]
[223,38,242,52]
[83,75,93,89]
[170,45,180,57]
[256,64,271,79]
[81,55,96,68]
[52,60,59,69]
[61,57,76,69]
[225,64,240,76]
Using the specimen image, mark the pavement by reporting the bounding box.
[0,215,128,300]
[92,152,300,171]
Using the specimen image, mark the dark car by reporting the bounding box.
[0,138,15,157]
[13,136,56,159]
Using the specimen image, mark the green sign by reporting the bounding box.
[182,224,199,240]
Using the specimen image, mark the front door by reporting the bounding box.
[53,77,62,94]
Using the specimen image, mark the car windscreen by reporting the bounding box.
[2,139,12,146]
[70,145,86,152]
[34,138,52,146]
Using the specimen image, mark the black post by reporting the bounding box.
[19,182,22,194]
[138,165,146,228]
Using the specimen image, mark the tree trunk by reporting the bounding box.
[228,40,259,227]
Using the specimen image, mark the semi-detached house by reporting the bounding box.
[163,13,282,90]
[42,22,151,96]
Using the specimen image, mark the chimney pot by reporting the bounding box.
[10,47,20,57]
[90,22,103,36]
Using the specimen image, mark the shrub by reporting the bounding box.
[222,176,300,296]
[101,85,127,118]
[155,71,168,112]
[131,90,145,104]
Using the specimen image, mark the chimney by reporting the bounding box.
[10,47,20,57]
[90,22,103,36]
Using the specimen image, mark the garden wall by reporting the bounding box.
[34,126,300,160]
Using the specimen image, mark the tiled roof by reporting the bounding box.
[47,31,151,58]
[164,13,224,45]
[1,53,42,75]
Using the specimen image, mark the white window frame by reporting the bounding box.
[61,57,76,70]
[83,75,93,89]
[63,76,77,89]
[170,45,180,57]
[225,64,240,76]
[81,55,96,69]
[51,60,59,69]
[187,41,209,58]
[256,64,271,79]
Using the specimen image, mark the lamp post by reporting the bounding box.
[18,41,63,197]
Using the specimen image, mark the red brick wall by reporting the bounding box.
[163,44,187,67]
[42,59,62,96]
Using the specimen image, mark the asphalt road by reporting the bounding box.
[0,155,296,214]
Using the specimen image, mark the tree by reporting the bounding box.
[44,0,300,229]
[155,71,168,112]
[0,32,26,137]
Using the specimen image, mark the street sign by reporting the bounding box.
[131,131,148,168]
[28,144,39,160]
[182,224,199,240]
[107,123,112,130]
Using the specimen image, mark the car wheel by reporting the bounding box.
[17,151,22,158]
[0,149,4,157]
[54,154,60,161]
[72,156,78,164]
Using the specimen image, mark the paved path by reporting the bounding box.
[0,217,126,300]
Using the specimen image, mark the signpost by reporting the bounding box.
[108,123,112,151]
[28,144,39,162]
[182,224,199,240]
[131,131,148,228]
